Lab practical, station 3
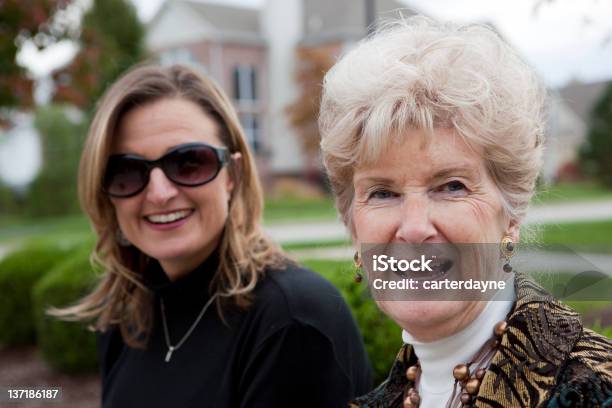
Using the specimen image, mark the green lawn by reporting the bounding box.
[566,300,610,315]
[6,206,609,249]
[0,197,338,245]
[282,238,350,251]
[534,181,612,205]
[0,214,91,245]
[2,183,611,248]
[282,219,612,251]
[263,196,337,224]
[538,219,612,244]
[534,219,612,253]
[266,182,612,222]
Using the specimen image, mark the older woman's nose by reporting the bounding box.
[145,167,179,205]
[394,198,437,244]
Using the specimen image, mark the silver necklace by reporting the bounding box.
[160,293,218,363]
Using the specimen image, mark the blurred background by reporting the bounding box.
[0,0,611,406]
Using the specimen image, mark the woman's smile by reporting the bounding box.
[143,208,195,230]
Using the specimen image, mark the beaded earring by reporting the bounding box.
[500,236,515,273]
[353,251,363,283]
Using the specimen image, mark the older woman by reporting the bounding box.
[319,17,611,408]
[54,64,372,407]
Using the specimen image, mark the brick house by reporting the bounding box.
[146,0,271,181]
[145,0,417,187]
[146,0,601,187]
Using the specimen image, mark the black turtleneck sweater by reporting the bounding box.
[97,255,372,408]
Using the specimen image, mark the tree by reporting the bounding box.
[285,45,337,188]
[25,104,85,216]
[1,0,144,217]
[25,0,144,216]
[581,82,612,188]
[52,0,145,110]
[0,0,71,126]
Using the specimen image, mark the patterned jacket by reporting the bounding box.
[351,272,612,407]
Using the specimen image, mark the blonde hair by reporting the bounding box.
[52,64,284,347]
[319,16,546,233]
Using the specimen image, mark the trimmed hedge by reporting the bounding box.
[302,259,402,385]
[28,256,400,378]
[32,247,99,372]
[0,241,76,346]
[0,241,400,378]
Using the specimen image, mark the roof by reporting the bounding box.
[181,0,260,36]
[300,0,422,46]
[559,79,610,123]
[148,0,264,46]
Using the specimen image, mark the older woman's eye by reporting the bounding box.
[446,181,466,191]
[435,180,467,195]
[368,189,398,200]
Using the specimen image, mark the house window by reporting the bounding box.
[240,114,260,153]
[233,65,257,102]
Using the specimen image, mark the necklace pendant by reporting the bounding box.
[165,346,175,363]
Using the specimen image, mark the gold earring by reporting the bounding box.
[353,251,363,283]
[500,236,515,273]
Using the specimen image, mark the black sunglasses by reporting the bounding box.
[103,142,231,198]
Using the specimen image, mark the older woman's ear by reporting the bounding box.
[506,219,521,243]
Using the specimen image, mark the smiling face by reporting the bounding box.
[110,97,235,280]
[352,128,518,341]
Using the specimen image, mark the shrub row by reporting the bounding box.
[2,239,612,385]
[0,241,401,380]
[0,239,98,372]
[32,247,99,372]
[0,241,76,345]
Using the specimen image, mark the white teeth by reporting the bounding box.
[146,210,191,224]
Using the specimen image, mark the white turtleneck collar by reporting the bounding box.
[401,275,515,408]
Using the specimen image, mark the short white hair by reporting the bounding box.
[319,16,546,230]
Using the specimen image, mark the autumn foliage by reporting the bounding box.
[286,44,340,159]
[0,0,70,125]
[52,0,145,109]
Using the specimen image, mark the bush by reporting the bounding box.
[302,259,402,385]
[32,247,99,372]
[581,82,612,188]
[0,241,77,346]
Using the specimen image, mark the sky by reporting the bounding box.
[18,0,612,88]
[410,0,612,87]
